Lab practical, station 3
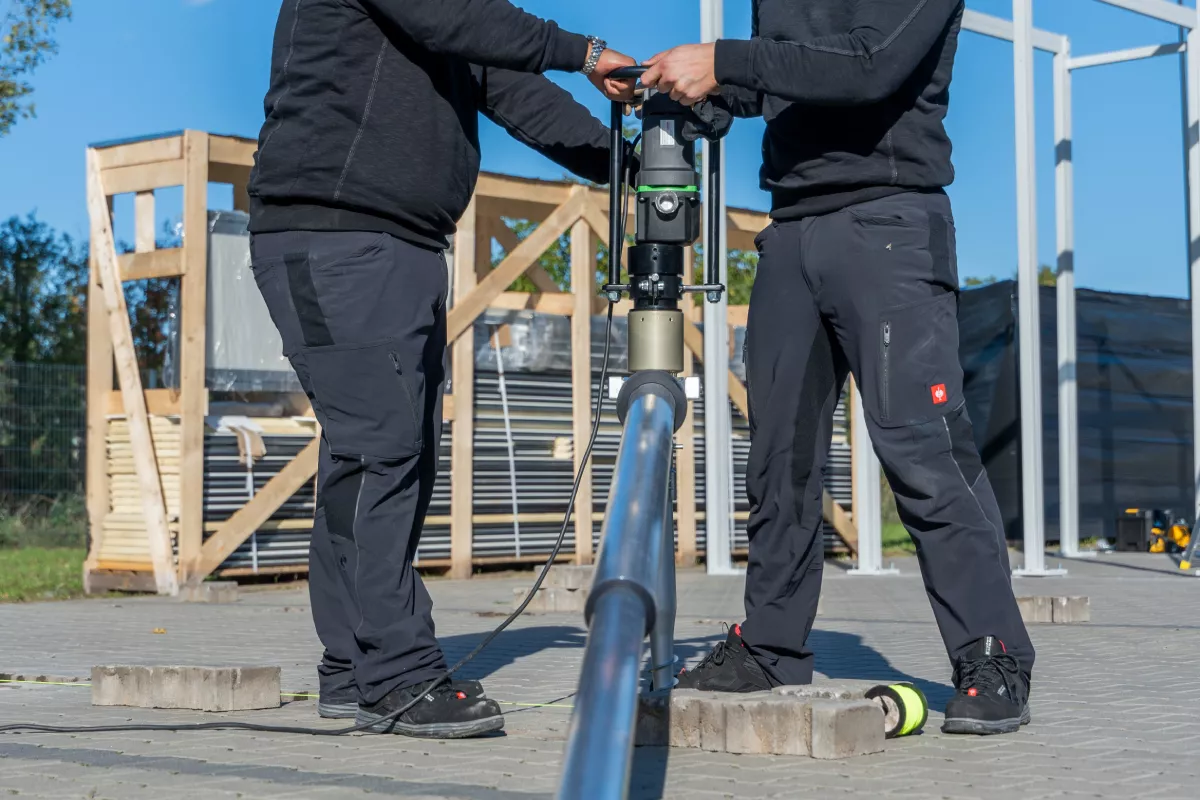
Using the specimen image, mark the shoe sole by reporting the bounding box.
[354,709,505,739]
[942,705,1032,735]
[318,701,358,720]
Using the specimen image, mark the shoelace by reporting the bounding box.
[956,652,1022,697]
[693,641,729,672]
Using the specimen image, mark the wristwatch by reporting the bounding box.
[581,37,607,75]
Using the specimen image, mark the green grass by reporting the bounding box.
[881,522,916,555]
[0,494,90,602]
[0,547,87,602]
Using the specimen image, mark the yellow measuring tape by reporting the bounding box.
[866,683,928,738]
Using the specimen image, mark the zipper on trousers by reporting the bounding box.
[389,351,424,443]
[881,321,891,422]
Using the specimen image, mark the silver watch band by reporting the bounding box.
[582,37,606,76]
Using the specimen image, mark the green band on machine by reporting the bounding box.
[636,186,699,193]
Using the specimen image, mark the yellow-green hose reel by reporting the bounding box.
[866,683,928,738]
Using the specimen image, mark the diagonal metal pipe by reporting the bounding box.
[558,388,677,800]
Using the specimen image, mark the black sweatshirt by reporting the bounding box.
[712,0,965,219]
[248,0,610,250]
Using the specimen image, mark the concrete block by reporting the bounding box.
[723,695,810,756]
[639,691,813,756]
[773,679,883,702]
[1017,595,1089,624]
[179,581,238,604]
[810,699,885,760]
[91,665,280,712]
[513,586,587,613]
[545,565,594,591]
[1051,595,1090,623]
[1016,595,1053,624]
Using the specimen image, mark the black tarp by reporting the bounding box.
[958,281,1194,542]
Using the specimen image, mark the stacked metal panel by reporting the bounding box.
[196,312,853,573]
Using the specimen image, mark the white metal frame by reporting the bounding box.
[857,1,1200,578]
[701,0,740,575]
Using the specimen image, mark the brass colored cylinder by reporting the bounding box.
[628,309,684,373]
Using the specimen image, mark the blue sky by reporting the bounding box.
[0,0,1196,296]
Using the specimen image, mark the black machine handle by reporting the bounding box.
[605,67,724,303]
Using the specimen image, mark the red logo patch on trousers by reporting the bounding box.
[931,384,948,405]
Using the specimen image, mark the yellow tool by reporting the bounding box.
[866,683,928,738]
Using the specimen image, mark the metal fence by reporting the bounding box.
[0,363,87,502]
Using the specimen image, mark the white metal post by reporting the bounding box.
[1054,40,1086,559]
[1186,13,1200,533]
[848,384,896,575]
[701,0,737,575]
[1012,0,1062,576]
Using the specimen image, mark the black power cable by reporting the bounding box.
[0,134,642,739]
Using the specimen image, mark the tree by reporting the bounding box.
[1,0,72,137]
[0,212,86,364]
[1038,264,1057,287]
[963,275,998,288]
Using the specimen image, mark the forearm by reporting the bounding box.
[714,0,962,105]
[478,68,612,183]
[362,0,587,73]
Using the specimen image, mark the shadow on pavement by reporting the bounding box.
[811,629,952,708]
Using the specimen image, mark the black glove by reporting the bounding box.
[681,97,734,143]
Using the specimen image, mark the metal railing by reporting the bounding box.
[559,386,679,800]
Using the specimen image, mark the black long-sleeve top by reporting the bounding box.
[249,0,612,250]
[711,0,966,219]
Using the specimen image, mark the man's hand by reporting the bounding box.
[641,44,718,106]
[589,48,638,102]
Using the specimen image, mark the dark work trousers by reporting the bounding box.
[249,230,449,705]
[740,191,1035,686]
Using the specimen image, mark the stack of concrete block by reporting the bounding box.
[1016,595,1090,624]
[636,681,886,759]
[513,565,593,613]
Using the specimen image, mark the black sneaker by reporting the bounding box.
[942,636,1031,735]
[319,679,485,720]
[675,624,772,692]
[356,678,503,738]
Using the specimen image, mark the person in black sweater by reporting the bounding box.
[645,1,1036,736]
[247,0,635,739]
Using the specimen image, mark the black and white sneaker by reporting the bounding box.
[356,679,503,739]
[319,679,484,720]
[675,624,772,693]
[942,636,1031,735]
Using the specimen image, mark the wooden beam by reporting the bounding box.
[493,224,563,293]
[178,131,209,583]
[104,388,201,416]
[94,136,183,170]
[727,305,749,329]
[475,172,569,208]
[488,291,575,315]
[570,220,595,565]
[101,159,185,195]
[446,189,585,344]
[87,149,177,596]
[450,198,479,580]
[208,135,257,167]
[209,162,250,187]
[118,249,184,282]
[195,439,319,577]
[84,197,114,581]
[682,318,858,551]
[135,192,156,253]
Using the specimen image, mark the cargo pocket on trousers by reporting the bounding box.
[296,339,424,459]
[877,291,962,428]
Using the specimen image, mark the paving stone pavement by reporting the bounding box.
[0,552,1197,799]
